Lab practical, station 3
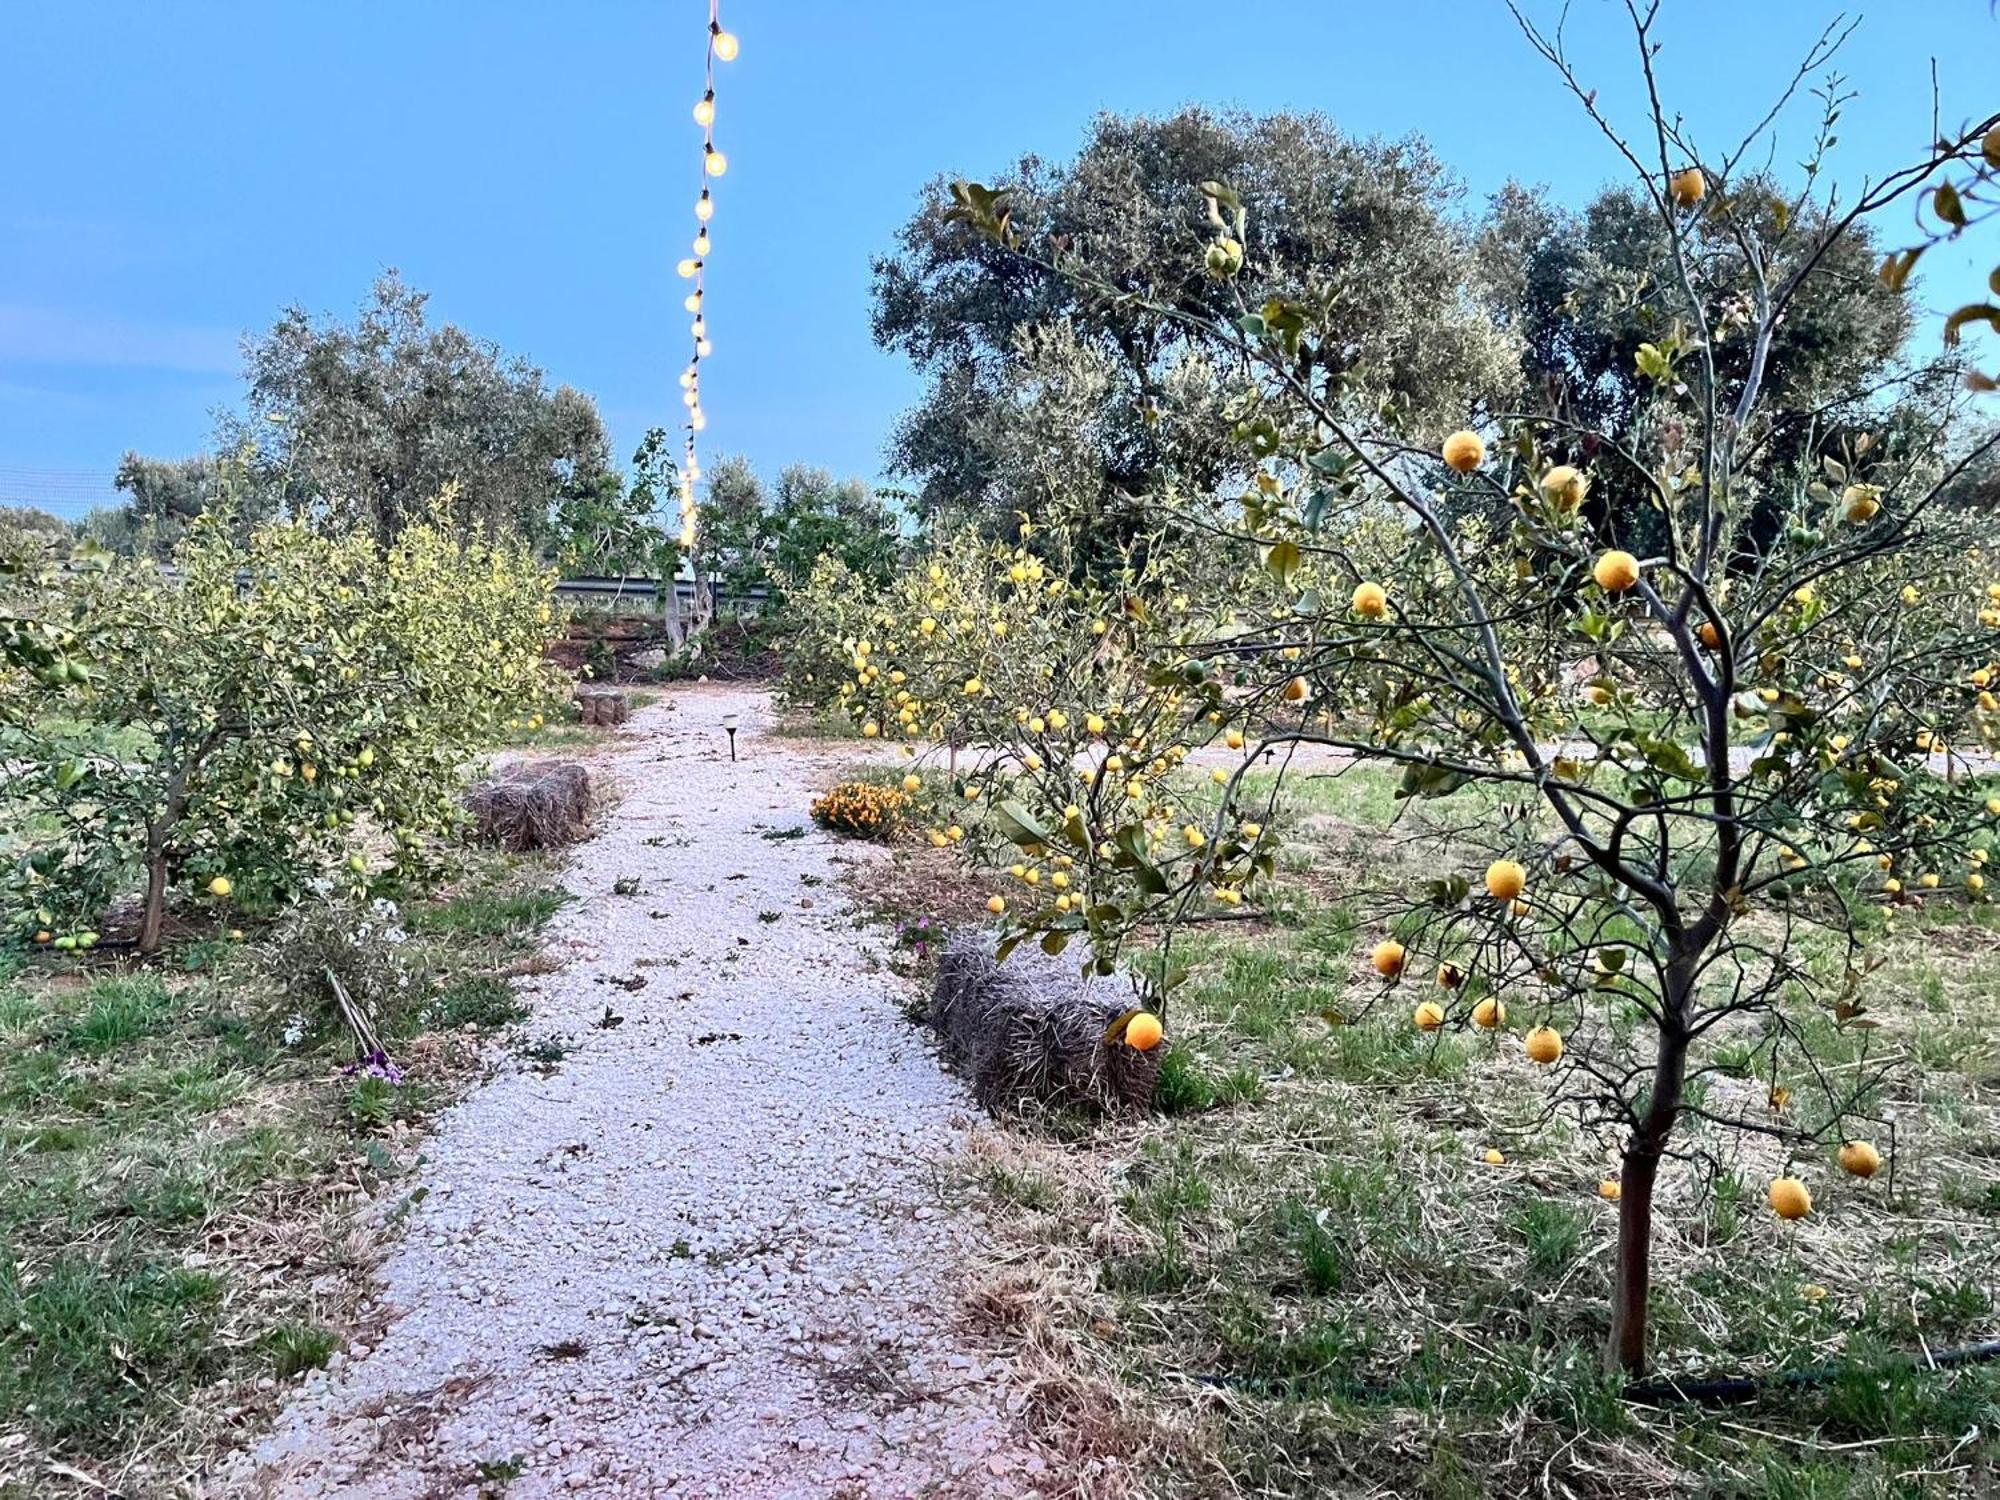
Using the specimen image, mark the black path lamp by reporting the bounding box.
[722,711,740,761]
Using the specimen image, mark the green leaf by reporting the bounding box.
[992,799,1051,848]
[1262,539,1302,586]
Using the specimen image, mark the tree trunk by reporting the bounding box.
[138,839,171,956]
[1606,981,1692,1377]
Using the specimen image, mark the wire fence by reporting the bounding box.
[0,468,120,521]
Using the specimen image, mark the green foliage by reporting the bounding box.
[216,271,617,544]
[824,7,2000,1384]
[876,108,1522,538]
[691,451,901,603]
[0,1252,225,1449]
[1,490,565,951]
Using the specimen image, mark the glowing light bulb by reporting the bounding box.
[693,93,715,127]
[678,370,695,389]
[683,293,701,313]
[712,29,739,61]
[676,257,698,278]
[683,389,699,408]
[705,149,727,177]
[695,193,714,222]
[692,318,707,339]
[696,338,712,356]
[688,465,701,481]
[692,230,710,255]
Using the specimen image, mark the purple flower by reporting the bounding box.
[343,1047,404,1083]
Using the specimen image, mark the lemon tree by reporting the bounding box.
[933,25,2000,1377]
[2,493,564,954]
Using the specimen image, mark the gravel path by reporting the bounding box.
[234,685,1046,1499]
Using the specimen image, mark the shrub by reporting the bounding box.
[810,781,905,839]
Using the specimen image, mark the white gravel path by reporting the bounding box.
[232,685,1047,1500]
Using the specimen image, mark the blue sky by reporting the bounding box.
[1,1,1989,519]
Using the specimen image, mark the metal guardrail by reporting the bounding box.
[551,575,772,614]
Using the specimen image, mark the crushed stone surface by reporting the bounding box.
[230,686,1048,1499]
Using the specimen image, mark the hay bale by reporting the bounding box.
[930,936,1159,1114]
[577,689,630,726]
[466,762,593,851]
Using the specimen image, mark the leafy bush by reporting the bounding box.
[1,489,565,952]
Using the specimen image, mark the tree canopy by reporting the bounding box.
[871,108,1522,536]
[217,271,617,544]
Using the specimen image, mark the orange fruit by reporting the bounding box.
[1593,550,1641,593]
[1282,676,1310,703]
[1769,1177,1812,1221]
[1442,430,1486,473]
[1524,1026,1563,1064]
[1837,1140,1881,1179]
[1669,167,1707,206]
[1436,962,1464,989]
[1540,464,1588,511]
[1125,1011,1164,1051]
[1471,996,1506,1029]
[1371,939,1407,978]
[1698,621,1721,650]
[1413,1000,1445,1031]
[1351,581,1389,619]
[207,875,233,899]
[1598,1179,1622,1201]
[1484,859,1527,902]
[986,895,1007,916]
[1482,1148,1505,1165]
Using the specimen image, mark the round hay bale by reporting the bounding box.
[930,936,1159,1114]
[577,689,631,726]
[466,762,593,851]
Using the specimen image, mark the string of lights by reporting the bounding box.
[674,1,737,549]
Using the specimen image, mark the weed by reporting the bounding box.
[262,1320,340,1377]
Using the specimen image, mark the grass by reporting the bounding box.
[858,757,2000,1498]
[0,853,565,1491]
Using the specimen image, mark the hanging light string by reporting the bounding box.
[675,1,736,549]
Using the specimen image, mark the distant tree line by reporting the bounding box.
[9,271,902,604]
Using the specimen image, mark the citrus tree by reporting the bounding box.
[896,16,2000,1377]
[1,489,565,954]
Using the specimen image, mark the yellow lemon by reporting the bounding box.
[1769,1177,1812,1221]
[1442,429,1486,473]
[1593,550,1641,593]
[1485,859,1527,902]
[1837,1140,1881,1179]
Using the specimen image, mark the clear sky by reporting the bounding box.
[1,1,1990,520]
